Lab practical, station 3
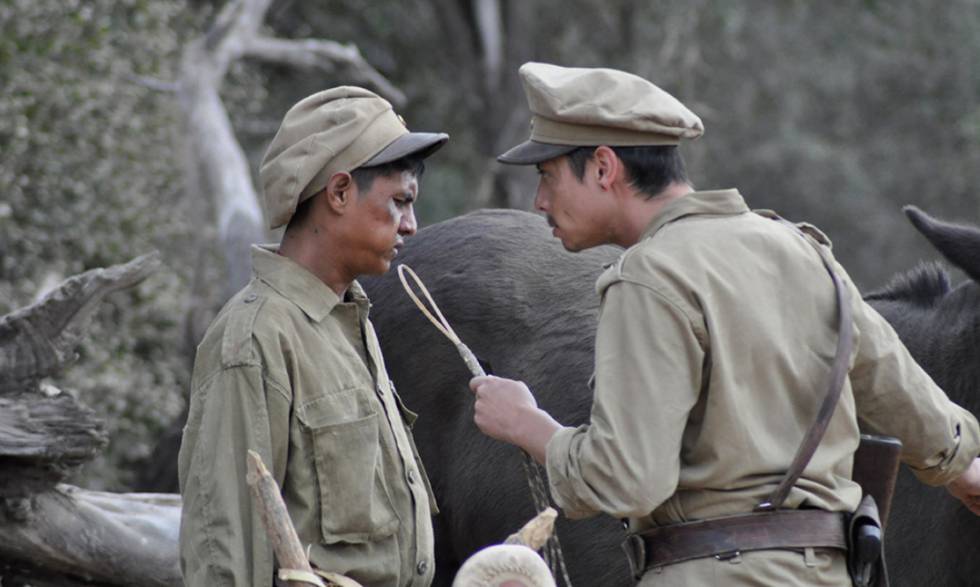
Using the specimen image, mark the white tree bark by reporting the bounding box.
[0,486,181,587]
[473,0,504,93]
[179,0,405,297]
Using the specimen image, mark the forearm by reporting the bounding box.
[511,405,564,464]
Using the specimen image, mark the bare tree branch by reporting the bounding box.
[243,37,406,105]
[0,253,161,390]
[178,0,407,298]
[123,73,178,93]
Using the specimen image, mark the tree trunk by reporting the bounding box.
[178,0,406,299]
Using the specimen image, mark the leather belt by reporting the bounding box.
[623,510,847,577]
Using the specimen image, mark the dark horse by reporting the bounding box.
[863,207,980,587]
[361,206,980,586]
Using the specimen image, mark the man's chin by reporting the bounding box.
[556,235,584,253]
[359,258,393,277]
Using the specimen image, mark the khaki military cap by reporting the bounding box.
[498,62,703,165]
[260,87,448,229]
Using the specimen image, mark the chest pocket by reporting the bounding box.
[297,390,398,544]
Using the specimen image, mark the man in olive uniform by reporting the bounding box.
[179,87,446,587]
[469,63,980,585]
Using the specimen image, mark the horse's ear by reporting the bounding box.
[904,206,980,283]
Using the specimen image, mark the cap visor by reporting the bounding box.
[362,132,449,167]
[497,140,577,165]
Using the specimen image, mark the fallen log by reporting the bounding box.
[0,486,181,587]
[0,252,181,587]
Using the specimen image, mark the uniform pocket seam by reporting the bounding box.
[303,410,399,544]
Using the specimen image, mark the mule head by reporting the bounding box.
[904,205,980,284]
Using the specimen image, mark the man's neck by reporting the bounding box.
[613,182,693,247]
[278,231,352,297]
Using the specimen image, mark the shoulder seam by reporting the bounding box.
[220,296,268,367]
[194,362,263,394]
[610,277,706,344]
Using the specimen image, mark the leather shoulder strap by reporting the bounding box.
[756,217,855,511]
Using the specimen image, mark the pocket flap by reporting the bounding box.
[297,387,374,428]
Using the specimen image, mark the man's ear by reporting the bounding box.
[324,172,356,214]
[592,146,622,190]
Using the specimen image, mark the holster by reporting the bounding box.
[621,533,646,582]
[848,434,900,587]
[852,434,902,529]
[847,494,888,587]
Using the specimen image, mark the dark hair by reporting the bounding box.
[351,155,426,193]
[285,155,426,233]
[565,145,689,199]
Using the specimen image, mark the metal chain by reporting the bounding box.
[521,451,572,586]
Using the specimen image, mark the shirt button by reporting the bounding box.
[416,560,428,575]
[244,293,257,303]
[407,469,417,484]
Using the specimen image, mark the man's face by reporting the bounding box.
[533,155,613,252]
[342,170,419,276]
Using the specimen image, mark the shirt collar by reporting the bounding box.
[640,189,749,240]
[251,245,370,323]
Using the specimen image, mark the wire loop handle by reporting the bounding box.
[397,264,486,378]
[395,263,572,586]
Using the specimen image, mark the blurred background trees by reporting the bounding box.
[2,0,979,491]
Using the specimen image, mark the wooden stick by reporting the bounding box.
[504,507,558,551]
[246,450,327,587]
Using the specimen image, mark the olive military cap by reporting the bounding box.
[498,62,704,165]
[260,87,448,229]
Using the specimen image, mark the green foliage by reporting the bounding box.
[0,0,203,490]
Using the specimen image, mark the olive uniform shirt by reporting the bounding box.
[179,245,437,587]
[545,190,980,586]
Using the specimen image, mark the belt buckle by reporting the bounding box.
[620,534,646,580]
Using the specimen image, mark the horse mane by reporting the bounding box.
[864,261,952,307]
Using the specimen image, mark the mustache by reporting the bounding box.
[546,216,557,228]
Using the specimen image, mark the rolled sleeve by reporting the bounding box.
[544,280,703,520]
[546,425,596,518]
[178,364,290,587]
[850,291,980,486]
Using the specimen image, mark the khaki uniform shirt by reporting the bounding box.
[179,246,436,587]
[546,189,980,585]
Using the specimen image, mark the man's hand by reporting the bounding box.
[947,457,980,516]
[469,375,563,464]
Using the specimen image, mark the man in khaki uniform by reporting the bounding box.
[179,87,446,587]
[469,62,980,585]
